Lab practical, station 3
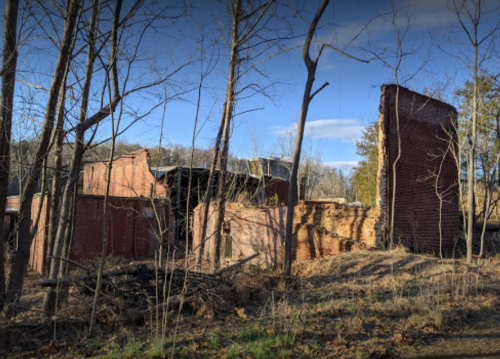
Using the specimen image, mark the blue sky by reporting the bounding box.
[6,0,500,173]
[120,0,491,173]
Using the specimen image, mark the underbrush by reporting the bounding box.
[2,248,500,358]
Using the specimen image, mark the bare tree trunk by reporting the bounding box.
[43,0,100,313]
[0,0,20,307]
[89,133,115,333]
[479,180,490,258]
[446,0,488,264]
[467,40,478,264]
[479,143,500,257]
[457,132,467,236]
[284,0,330,275]
[389,84,401,248]
[89,124,116,334]
[210,0,241,273]
[60,180,78,275]
[195,105,226,267]
[211,108,232,272]
[89,0,122,334]
[186,53,205,261]
[46,71,70,275]
[433,141,454,259]
[153,92,167,264]
[30,156,48,240]
[1,0,80,318]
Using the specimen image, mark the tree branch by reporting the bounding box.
[64,95,121,135]
[323,44,370,63]
[309,81,329,101]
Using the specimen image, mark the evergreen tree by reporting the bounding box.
[351,122,379,206]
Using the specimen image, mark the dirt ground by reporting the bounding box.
[1,247,500,358]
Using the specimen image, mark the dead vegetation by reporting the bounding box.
[1,248,500,358]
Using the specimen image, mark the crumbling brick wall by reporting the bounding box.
[192,201,380,266]
[6,194,173,275]
[83,149,168,198]
[291,201,380,260]
[192,203,286,268]
[377,85,459,253]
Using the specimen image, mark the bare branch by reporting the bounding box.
[309,81,329,101]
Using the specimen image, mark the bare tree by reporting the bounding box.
[439,0,500,263]
[209,0,245,272]
[42,0,103,313]
[42,0,191,314]
[283,0,373,274]
[186,35,217,262]
[88,0,123,334]
[0,0,20,303]
[362,1,431,250]
[196,105,226,269]
[423,137,457,258]
[1,0,80,317]
[283,0,330,275]
[198,0,291,271]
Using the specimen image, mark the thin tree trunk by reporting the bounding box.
[196,0,276,269]
[211,110,232,272]
[479,143,500,257]
[195,105,226,267]
[89,123,116,334]
[434,143,452,259]
[153,94,167,264]
[89,0,122,334]
[46,69,71,275]
[43,0,99,313]
[284,0,330,275]
[30,157,48,240]
[1,0,80,318]
[186,54,205,261]
[467,40,478,264]
[389,84,401,248]
[457,138,467,234]
[210,0,241,273]
[59,180,78,277]
[479,183,490,257]
[42,0,121,313]
[0,0,20,307]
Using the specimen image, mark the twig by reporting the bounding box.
[214,253,259,275]
[46,256,91,273]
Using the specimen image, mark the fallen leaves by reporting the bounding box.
[38,340,58,356]
[234,307,247,320]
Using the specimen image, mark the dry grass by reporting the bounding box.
[2,248,500,358]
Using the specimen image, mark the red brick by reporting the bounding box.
[377,85,459,253]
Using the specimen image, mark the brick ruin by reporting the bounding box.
[3,86,460,271]
[83,150,169,198]
[192,204,286,267]
[192,201,380,267]
[192,84,460,265]
[3,150,175,275]
[291,202,380,260]
[377,85,459,252]
[4,194,173,274]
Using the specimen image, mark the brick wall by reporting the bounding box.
[377,85,459,253]
[83,150,168,198]
[70,196,173,262]
[192,203,286,267]
[290,201,380,261]
[6,194,173,274]
[192,201,380,267]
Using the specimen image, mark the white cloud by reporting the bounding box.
[271,119,364,142]
[318,0,458,52]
